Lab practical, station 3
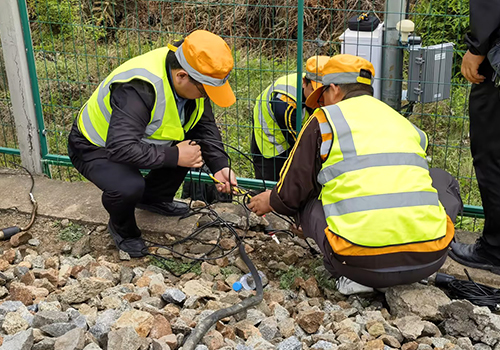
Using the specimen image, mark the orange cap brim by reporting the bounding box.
[204,81,236,108]
[310,80,323,90]
[305,86,325,109]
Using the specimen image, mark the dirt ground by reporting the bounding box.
[0,209,317,282]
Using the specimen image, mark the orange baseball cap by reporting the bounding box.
[305,55,330,90]
[305,54,375,109]
[171,30,235,107]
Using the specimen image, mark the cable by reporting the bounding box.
[0,163,38,240]
[435,270,500,311]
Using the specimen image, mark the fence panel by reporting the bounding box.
[0,0,484,229]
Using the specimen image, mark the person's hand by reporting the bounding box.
[461,50,486,84]
[176,140,203,168]
[290,224,304,239]
[248,190,273,216]
[213,167,238,194]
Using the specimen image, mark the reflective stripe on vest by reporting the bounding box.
[78,47,204,147]
[317,95,447,248]
[253,73,309,158]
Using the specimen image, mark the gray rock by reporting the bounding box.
[68,308,88,330]
[162,288,186,304]
[0,286,8,298]
[386,284,450,321]
[54,327,86,350]
[247,309,266,326]
[32,337,57,350]
[107,326,141,350]
[311,340,338,349]
[393,316,425,341]
[456,337,474,350]
[33,310,70,328]
[236,345,253,350]
[119,251,131,261]
[14,266,30,278]
[431,337,451,348]
[83,344,102,350]
[0,328,34,350]
[417,345,433,350]
[38,301,62,312]
[440,300,500,346]
[152,339,170,350]
[274,304,290,322]
[277,336,302,350]
[2,312,29,334]
[89,309,119,342]
[40,322,77,337]
[0,301,25,316]
[246,335,276,350]
[258,317,279,341]
[120,267,134,285]
[195,346,209,350]
[474,344,493,350]
[72,236,91,258]
[0,271,8,285]
[28,238,41,246]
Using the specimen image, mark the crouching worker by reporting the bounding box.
[248,54,463,294]
[68,30,238,258]
[252,56,330,181]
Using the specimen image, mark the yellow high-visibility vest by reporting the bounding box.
[78,47,204,147]
[318,95,447,248]
[253,73,310,158]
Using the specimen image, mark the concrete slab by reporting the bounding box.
[1,167,499,289]
[0,168,197,237]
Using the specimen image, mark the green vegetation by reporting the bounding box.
[58,221,85,241]
[150,256,202,276]
[277,258,337,291]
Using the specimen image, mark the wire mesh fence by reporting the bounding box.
[0,0,484,230]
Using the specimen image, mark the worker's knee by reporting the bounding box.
[104,177,145,205]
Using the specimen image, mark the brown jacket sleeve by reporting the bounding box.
[269,113,325,216]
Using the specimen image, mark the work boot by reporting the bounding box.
[335,276,374,295]
[449,240,500,275]
[108,221,147,258]
[136,199,189,217]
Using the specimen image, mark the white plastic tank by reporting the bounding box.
[339,22,384,100]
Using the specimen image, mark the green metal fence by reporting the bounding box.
[0,0,485,229]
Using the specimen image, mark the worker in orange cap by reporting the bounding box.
[252,56,330,181]
[249,54,463,294]
[68,30,238,257]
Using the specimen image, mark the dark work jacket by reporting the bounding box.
[68,73,228,173]
[466,0,500,56]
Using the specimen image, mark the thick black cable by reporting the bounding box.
[181,242,263,350]
[446,269,500,311]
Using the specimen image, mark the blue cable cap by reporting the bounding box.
[232,281,242,292]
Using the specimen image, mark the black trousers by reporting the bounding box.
[299,168,463,288]
[68,144,188,238]
[251,135,288,182]
[469,61,500,248]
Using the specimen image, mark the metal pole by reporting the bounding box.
[382,0,407,111]
[0,0,43,174]
[295,0,305,133]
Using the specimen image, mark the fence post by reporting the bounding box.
[382,0,407,111]
[0,0,43,174]
[295,0,305,133]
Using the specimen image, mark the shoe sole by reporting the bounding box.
[448,250,500,275]
[136,203,189,217]
[108,223,147,258]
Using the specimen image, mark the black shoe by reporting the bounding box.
[449,240,500,275]
[136,199,189,217]
[108,221,147,258]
